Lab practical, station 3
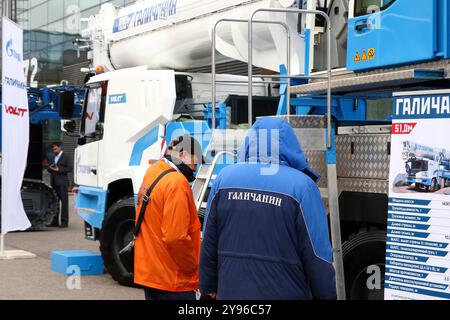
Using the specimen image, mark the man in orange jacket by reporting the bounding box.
[134,135,203,300]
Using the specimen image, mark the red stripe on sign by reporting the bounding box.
[392,123,417,134]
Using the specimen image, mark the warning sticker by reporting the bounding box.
[354,48,375,63]
[361,50,368,61]
[368,48,375,60]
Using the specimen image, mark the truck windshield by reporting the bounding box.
[354,0,396,17]
[80,82,107,143]
[406,160,428,175]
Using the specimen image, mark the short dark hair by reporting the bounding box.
[168,135,205,164]
[51,142,62,148]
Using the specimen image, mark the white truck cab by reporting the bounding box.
[406,158,440,191]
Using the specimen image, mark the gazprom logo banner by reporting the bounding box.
[113,0,178,33]
[113,13,135,33]
[1,18,32,233]
[5,37,22,62]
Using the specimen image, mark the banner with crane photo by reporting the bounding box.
[1,17,31,234]
[385,90,450,300]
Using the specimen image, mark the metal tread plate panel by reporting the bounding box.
[272,115,327,128]
[336,134,391,180]
[337,178,389,195]
[305,134,391,193]
[305,151,328,188]
[292,60,450,95]
[292,69,443,94]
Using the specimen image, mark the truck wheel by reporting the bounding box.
[342,229,386,300]
[415,183,429,192]
[22,180,59,230]
[99,196,136,287]
[0,179,59,231]
[431,178,439,192]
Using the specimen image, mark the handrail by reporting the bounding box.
[212,18,290,130]
[248,8,332,149]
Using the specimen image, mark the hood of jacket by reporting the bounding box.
[237,117,320,182]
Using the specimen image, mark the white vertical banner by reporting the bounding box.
[1,17,32,234]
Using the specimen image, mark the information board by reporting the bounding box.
[385,90,450,300]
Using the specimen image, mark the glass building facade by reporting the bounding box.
[1,0,136,87]
[1,0,135,185]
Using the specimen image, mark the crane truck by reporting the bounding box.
[402,141,450,192]
[71,0,450,300]
[0,85,84,229]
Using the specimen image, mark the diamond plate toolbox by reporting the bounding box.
[269,115,391,194]
[305,134,391,193]
[336,134,391,180]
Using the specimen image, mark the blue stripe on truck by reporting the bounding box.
[129,126,160,166]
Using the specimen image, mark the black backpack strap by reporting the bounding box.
[133,169,175,237]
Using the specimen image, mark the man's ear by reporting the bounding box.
[179,150,187,159]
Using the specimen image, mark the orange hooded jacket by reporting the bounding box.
[134,159,201,292]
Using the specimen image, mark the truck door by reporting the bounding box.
[75,82,107,187]
[347,0,437,71]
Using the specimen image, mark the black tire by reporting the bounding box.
[431,178,439,192]
[415,183,429,192]
[0,179,58,231]
[99,196,136,287]
[22,180,59,230]
[342,229,387,300]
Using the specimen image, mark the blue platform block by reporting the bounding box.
[51,250,105,276]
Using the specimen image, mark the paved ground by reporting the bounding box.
[0,195,143,300]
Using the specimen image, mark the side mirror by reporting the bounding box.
[62,120,77,133]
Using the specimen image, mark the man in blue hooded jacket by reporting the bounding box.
[199,118,336,300]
